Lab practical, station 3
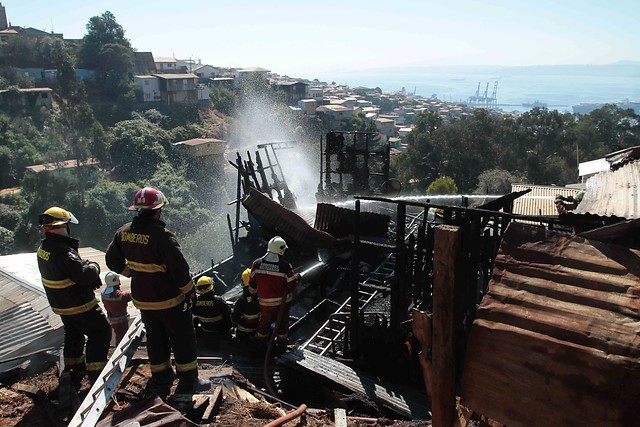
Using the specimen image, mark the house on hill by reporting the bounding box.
[0,28,16,41]
[274,81,309,105]
[132,52,156,75]
[172,138,226,171]
[153,73,199,104]
[193,64,219,82]
[0,2,7,30]
[25,158,100,178]
[0,87,53,109]
[133,75,161,102]
[154,57,178,73]
[234,67,270,88]
[316,104,353,121]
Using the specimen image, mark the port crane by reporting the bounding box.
[468,80,498,108]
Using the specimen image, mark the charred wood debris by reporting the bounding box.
[1,133,639,427]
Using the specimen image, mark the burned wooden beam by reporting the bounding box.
[431,225,461,427]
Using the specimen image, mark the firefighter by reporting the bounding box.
[105,187,208,394]
[193,276,231,339]
[192,275,232,337]
[100,271,131,347]
[37,207,111,386]
[231,268,260,340]
[249,236,300,349]
[554,190,584,215]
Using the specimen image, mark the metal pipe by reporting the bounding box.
[262,404,307,427]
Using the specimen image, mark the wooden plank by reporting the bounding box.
[432,225,461,427]
[11,382,45,397]
[201,386,222,422]
[334,408,347,427]
[280,348,431,420]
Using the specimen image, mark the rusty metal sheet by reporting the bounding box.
[461,223,640,427]
[314,203,391,238]
[241,187,337,249]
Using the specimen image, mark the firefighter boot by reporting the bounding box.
[175,370,210,394]
[69,364,87,391]
[147,368,177,396]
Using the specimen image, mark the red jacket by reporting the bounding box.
[249,253,298,307]
[101,289,131,325]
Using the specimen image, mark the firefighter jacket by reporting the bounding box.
[37,233,101,316]
[101,288,131,325]
[192,292,232,333]
[105,215,194,311]
[232,286,260,334]
[249,252,298,307]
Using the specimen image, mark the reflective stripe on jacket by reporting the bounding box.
[249,253,298,307]
[192,292,231,333]
[37,233,100,316]
[105,216,194,311]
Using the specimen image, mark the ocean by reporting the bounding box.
[310,63,640,113]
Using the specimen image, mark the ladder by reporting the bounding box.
[301,253,396,357]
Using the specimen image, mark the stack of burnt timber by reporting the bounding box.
[461,223,640,427]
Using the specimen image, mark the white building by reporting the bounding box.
[134,75,161,102]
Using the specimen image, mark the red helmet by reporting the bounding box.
[129,187,169,211]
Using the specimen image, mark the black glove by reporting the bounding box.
[84,260,101,275]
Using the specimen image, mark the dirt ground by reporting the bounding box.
[0,359,429,427]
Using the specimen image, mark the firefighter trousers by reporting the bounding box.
[60,305,111,374]
[256,302,291,339]
[110,320,129,347]
[140,304,198,377]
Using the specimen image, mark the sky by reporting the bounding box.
[3,0,640,77]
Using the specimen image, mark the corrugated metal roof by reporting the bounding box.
[0,269,63,374]
[461,223,640,427]
[574,159,640,219]
[511,184,579,216]
[0,247,138,374]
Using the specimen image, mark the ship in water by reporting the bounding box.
[573,99,640,115]
[522,100,548,108]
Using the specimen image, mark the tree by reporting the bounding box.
[147,163,213,239]
[75,178,138,249]
[0,226,13,255]
[78,11,135,109]
[392,111,443,191]
[209,85,236,115]
[475,168,524,194]
[426,176,458,195]
[575,105,640,158]
[0,114,47,187]
[110,118,170,182]
[78,11,131,70]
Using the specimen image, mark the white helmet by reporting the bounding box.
[268,236,287,255]
[105,271,120,287]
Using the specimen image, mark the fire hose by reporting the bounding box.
[262,404,308,427]
[262,261,326,404]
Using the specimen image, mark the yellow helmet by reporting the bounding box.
[39,207,79,227]
[195,276,214,294]
[241,268,251,286]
